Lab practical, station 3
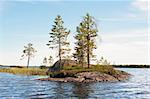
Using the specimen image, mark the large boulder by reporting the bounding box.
[47,59,77,72]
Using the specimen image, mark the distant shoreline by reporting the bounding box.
[1,65,150,68]
[113,65,150,68]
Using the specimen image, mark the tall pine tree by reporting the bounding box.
[47,15,70,67]
[74,13,98,68]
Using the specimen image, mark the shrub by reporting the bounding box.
[39,65,47,69]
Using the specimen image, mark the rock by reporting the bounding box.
[47,59,77,72]
[38,77,65,82]
[37,71,130,83]
[75,72,118,82]
[65,77,85,82]
[113,73,130,81]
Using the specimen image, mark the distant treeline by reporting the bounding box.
[0,65,49,69]
[1,65,150,68]
[0,65,38,68]
[113,65,150,68]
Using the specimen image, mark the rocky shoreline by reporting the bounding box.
[37,71,131,83]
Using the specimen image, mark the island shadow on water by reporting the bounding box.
[29,81,94,99]
[53,82,92,99]
[30,79,131,99]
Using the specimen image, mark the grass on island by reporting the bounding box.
[48,65,127,78]
[0,67,47,75]
[0,65,127,77]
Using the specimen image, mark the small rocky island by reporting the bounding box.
[36,14,131,83]
[37,60,130,83]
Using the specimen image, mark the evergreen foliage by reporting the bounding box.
[47,15,70,66]
[21,43,37,68]
[74,13,98,68]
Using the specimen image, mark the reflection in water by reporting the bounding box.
[0,68,150,98]
[72,83,93,98]
[52,82,93,98]
[53,82,66,98]
[51,82,93,98]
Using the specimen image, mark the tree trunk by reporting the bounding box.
[81,44,84,67]
[87,35,90,68]
[27,55,30,68]
[87,20,90,68]
[58,38,62,68]
[81,58,84,67]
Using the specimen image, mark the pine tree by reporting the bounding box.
[48,56,53,66]
[47,15,70,67]
[97,57,110,65]
[74,13,98,68]
[73,27,86,67]
[21,43,37,68]
[43,57,47,66]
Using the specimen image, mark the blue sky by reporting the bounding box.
[0,0,149,66]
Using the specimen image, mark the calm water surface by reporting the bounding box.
[0,68,150,99]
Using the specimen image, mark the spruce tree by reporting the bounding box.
[47,15,70,67]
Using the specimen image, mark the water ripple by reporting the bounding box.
[0,68,150,98]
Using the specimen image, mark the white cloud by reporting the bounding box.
[95,28,149,65]
[126,13,138,18]
[96,42,149,65]
[101,28,148,44]
[0,42,56,66]
[131,0,149,12]
[99,0,149,21]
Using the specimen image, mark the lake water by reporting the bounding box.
[0,68,150,99]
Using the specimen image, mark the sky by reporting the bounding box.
[0,0,149,66]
